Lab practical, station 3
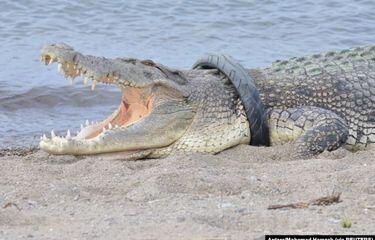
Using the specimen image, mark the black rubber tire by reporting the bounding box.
[192,54,269,146]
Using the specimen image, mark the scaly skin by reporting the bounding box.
[252,46,375,156]
[39,43,374,159]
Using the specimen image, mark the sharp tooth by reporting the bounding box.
[108,123,112,129]
[85,120,89,126]
[91,121,94,125]
[42,134,48,141]
[66,130,71,139]
[40,56,43,62]
[51,130,56,138]
[91,80,97,91]
[83,77,89,85]
[103,127,106,132]
[80,124,84,130]
[48,58,53,65]
[115,125,119,128]
[58,63,64,74]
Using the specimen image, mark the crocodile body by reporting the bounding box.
[254,46,375,152]
[38,44,375,159]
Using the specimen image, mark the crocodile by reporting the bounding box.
[39,43,375,159]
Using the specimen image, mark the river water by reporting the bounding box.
[1,0,374,147]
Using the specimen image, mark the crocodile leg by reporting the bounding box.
[268,107,349,158]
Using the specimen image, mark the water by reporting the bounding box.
[1,0,375,147]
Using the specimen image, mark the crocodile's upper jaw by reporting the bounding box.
[39,43,194,159]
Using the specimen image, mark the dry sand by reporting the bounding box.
[0,144,374,239]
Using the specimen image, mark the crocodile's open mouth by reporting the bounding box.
[40,54,153,144]
[39,43,193,158]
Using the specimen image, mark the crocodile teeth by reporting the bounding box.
[48,58,53,65]
[91,80,97,91]
[85,120,89,126]
[83,77,89,85]
[58,63,64,74]
[51,130,56,138]
[42,134,48,141]
[66,130,71,139]
[108,123,112,129]
[68,77,74,85]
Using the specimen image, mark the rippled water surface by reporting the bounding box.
[1,0,375,147]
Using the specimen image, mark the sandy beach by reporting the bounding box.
[0,144,374,239]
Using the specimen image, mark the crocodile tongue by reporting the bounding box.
[77,89,152,140]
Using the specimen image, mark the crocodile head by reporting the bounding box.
[39,43,250,159]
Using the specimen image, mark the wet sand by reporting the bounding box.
[0,144,374,239]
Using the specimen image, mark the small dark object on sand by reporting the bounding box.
[0,147,38,157]
[267,192,342,210]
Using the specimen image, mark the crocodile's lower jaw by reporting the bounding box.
[39,56,154,156]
